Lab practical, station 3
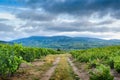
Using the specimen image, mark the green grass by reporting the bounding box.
[50,54,79,80]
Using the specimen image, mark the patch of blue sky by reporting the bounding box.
[0,0,25,7]
[0,6,19,14]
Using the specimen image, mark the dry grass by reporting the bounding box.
[50,54,78,80]
[8,54,58,80]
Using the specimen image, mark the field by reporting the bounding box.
[71,46,120,80]
[0,44,120,80]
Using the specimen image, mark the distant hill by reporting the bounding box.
[0,40,13,45]
[0,41,8,44]
[10,36,120,50]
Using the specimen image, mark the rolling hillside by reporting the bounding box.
[0,41,10,44]
[10,36,120,50]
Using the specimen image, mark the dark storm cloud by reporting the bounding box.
[111,10,120,19]
[13,0,120,34]
[16,10,56,21]
[1,0,120,41]
[43,21,116,32]
[25,0,120,17]
[96,20,114,25]
[18,19,117,33]
[46,25,120,32]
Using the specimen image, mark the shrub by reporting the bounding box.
[108,57,114,69]
[0,48,22,78]
[114,56,120,73]
[89,65,114,80]
[88,59,100,68]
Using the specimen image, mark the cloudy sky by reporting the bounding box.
[0,0,120,41]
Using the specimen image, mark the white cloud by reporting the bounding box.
[0,12,16,20]
[0,1,120,41]
[51,31,120,40]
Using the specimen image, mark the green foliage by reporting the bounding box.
[88,59,101,68]
[114,56,120,73]
[108,57,114,69]
[70,45,120,79]
[0,44,59,78]
[89,65,114,80]
[0,44,23,78]
[13,36,120,50]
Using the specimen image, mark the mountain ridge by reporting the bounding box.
[10,36,120,50]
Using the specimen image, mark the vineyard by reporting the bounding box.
[70,46,120,80]
[0,44,60,79]
[0,44,120,80]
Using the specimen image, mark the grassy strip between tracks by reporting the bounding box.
[50,54,80,80]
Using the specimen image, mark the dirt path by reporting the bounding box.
[20,59,44,68]
[7,55,59,80]
[40,57,60,80]
[111,69,120,80]
[68,58,89,80]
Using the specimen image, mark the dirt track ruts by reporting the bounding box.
[40,57,60,80]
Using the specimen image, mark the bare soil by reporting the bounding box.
[40,57,60,80]
[68,58,89,80]
[6,55,58,80]
[111,69,120,80]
